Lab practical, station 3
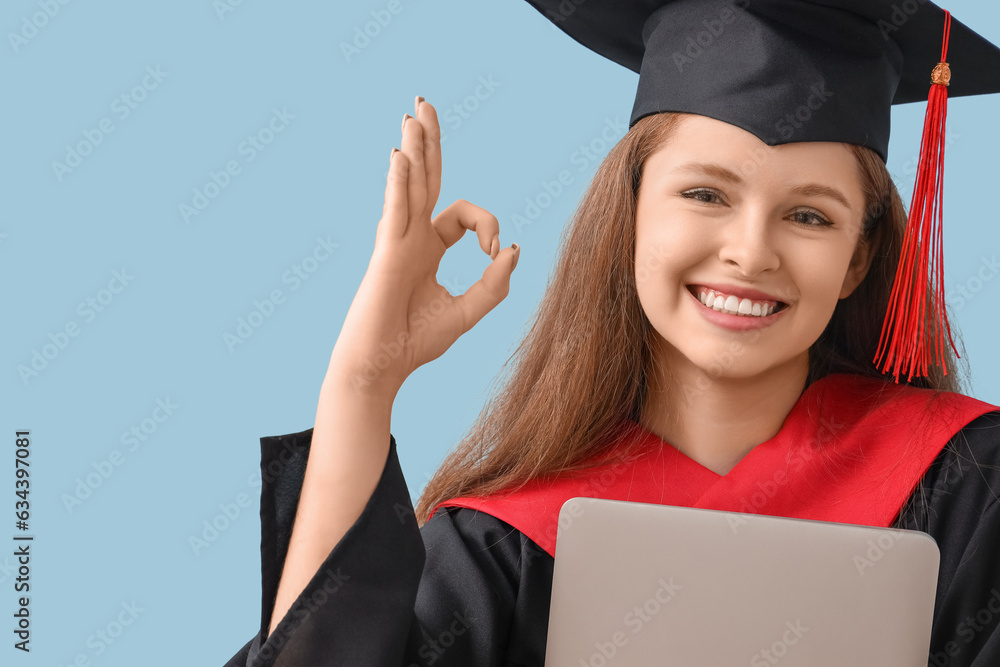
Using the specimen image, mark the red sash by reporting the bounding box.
[429,373,998,558]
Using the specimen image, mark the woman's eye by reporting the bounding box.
[680,190,834,228]
[790,210,833,227]
[681,189,722,204]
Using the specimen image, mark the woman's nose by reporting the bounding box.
[717,210,780,277]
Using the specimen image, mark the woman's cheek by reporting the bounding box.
[635,244,675,287]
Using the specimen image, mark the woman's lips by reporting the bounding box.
[686,285,789,331]
[688,285,786,316]
[688,283,787,304]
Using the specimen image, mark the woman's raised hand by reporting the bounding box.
[327,96,520,399]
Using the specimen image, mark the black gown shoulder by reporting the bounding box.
[892,410,1000,664]
[223,410,1000,666]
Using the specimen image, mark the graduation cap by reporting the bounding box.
[524,0,1000,382]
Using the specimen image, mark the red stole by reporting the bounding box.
[429,373,998,558]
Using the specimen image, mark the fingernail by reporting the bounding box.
[511,243,520,270]
[402,113,411,134]
[415,96,424,116]
[490,236,499,259]
[390,147,398,164]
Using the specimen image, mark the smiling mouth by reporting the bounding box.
[687,285,789,318]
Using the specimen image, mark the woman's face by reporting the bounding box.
[634,114,872,380]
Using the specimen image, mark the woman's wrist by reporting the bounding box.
[321,365,400,411]
[323,355,403,405]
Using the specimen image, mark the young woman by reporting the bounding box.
[225,2,1000,665]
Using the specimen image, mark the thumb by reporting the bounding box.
[454,243,520,332]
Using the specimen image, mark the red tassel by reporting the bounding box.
[874,10,958,383]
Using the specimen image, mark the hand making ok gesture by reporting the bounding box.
[327,96,520,399]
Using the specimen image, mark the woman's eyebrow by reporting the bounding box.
[786,183,853,211]
[670,162,743,184]
[669,162,853,211]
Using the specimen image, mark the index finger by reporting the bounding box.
[431,199,501,258]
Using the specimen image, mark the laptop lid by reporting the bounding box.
[544,497,940,666]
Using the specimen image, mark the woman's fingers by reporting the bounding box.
[400,110,427,233]
[453,244,520,333]
[415,97,442,220]
[431,199,502,259]
[379,148,409,239]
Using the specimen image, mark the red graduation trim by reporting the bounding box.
[430,373,997,558]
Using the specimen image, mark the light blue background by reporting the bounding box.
[2,1,998,664]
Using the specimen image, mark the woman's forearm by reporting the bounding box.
[267,373,395,636]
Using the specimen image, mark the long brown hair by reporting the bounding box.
[414,111,966,525]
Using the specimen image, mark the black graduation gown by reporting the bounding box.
[224,410,1000,666]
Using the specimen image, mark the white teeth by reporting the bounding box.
[693,286,781,318]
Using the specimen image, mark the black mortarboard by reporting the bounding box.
[525,0,1000,162]
[524,0,1000,382]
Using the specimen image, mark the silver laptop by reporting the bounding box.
[544,497,940,666]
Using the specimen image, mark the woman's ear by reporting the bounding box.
[839,236,874,299]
